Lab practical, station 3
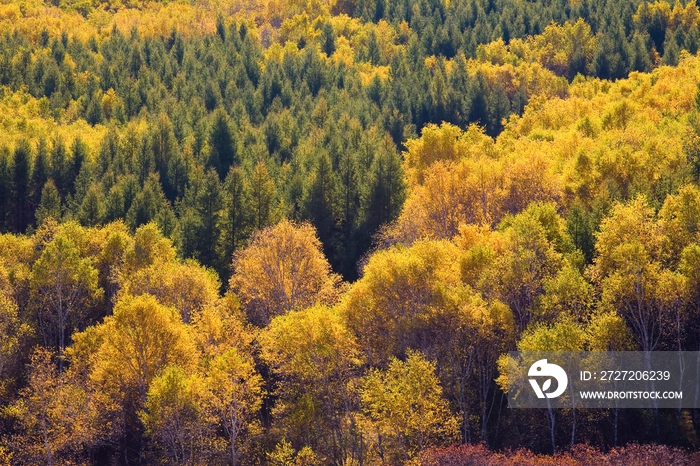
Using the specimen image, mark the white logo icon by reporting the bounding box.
[528,359,568,399]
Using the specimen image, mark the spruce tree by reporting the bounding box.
[303,151,336,251]
[209,110,237,180]
[194,169,222,267]
[126,175,166,230]
[0,148,12,231]
[68,138,88,197]
[31,138,49,208]
[486,81,510,137]
[50,136,68,198]
[364,135,405,233]
[36,179,61,226]
[12,140,32,232]
[250,159,276,230]
[218,166,252,275]
[78,184,105,227]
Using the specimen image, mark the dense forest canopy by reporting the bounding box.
[2,0,700,278]
[3,0,700,463]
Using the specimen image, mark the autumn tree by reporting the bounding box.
[359,351,458,464]
[230,220,340,326]
[482,204,565,332]
[124,259,220,323]
[593,196,684,352]
[6,348,100,465]
[29,228,103,370]
[140,366,215,465]
[209,110,238,180]
[123,222,177,274]
[260,304,362,464]
[205,347,264,465]
[71,294,199,461]
[341,239,462,365]
[0,264,32,399]
[85,294,198,404]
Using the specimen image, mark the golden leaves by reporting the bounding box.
[230,219,341,325]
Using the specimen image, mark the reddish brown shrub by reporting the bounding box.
[418,443,698,466]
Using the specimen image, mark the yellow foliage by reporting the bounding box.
[469,42,573,100]
[527,19,597,77]
[200,0,266,23]
[359,351,459,462]
[84,293,199,401]
[332,35,354,66]
[403,122,472,186]
[230,219,341,326]
[278,12,318,45]
[124,259,221,323]
[0,3,93,43]
[476,38,515,66]
[357,62,389,85]
[113,2,217,39]
[190,293,254,359]
[659,184,700,260]
[395,120,561,243]
[341,239,463,364]
[328,12,362,40]
[634,1,700,34]
[0,87,107,155]
[124,222,177,273]
[392,52,700,245]
[260,304,362,382]
[140,365,216,464]
[7,347,104,465]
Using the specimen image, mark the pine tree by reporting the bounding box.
[85,94,104,125]
[105,184,125,223]
[366,30,381,65]
[71,157,97,215]
[216,14,226,42]
[336,141,361,276]
[303,152,336,248]
[469,71,489,129]
[218,166,252,275]
[486,81,510,137]
[137,133,155,185]
[0,148,13,231]
[13,140,32,233]
[194,169,222,267]
[126,175,166,230]
[98,128,120,178]
[448,54,471,126]
[68,138,88,197]
[166,149,189,201]
[78,184,105,227]
[209,110,237,180]
[250,159,276,230]
[364,135,405,233]
[31,138,49,208]
[430,62,448,123]
[150,114,178,197]
[51,137,69,198]
[155,201,178,239]
[321,21,336,57]
[662,34,680,66]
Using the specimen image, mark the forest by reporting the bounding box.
[3,0,700,463]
